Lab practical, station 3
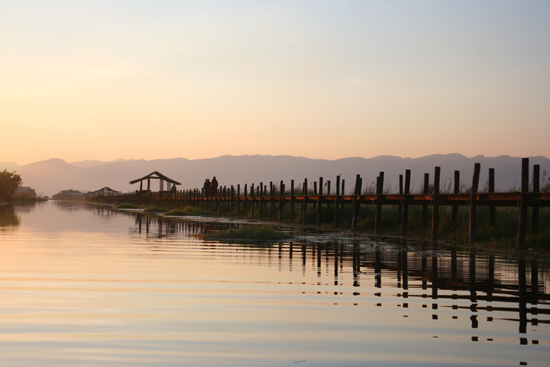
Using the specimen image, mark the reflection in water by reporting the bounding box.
[0,204,20,228]
[2,201,549,367]
[125,211,549,348]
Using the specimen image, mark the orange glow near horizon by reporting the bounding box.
[1,1,549,166]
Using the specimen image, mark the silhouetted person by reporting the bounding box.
[211,176,218,196]
[203,179,211,197]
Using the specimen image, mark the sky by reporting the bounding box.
[1,0,549,165]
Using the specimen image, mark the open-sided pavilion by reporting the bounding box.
[129,171,181,194]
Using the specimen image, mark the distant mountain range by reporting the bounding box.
[1,154,549,196]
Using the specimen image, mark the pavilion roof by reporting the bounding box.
[92,186,119,194]
[129,171,181,185]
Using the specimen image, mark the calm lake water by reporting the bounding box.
[1,201,549,366]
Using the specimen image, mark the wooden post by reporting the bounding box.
[229,186,234,216]
[532,164,540,234]
[237,185,241,216]
[352,174,361,231]
[334,175,340,228]
[489,168,496,227]
[431,166,440,243]
[517,158,529,249]
[452,170,460,228]
[279,180,284,222]
[316,177,323,226]
[469,163,481,244]
[249,184,254,219]
[375,172,384,234]
[290,180,295,223]
[303,179,308,225]
[313,182,317,211]
[269,182,274,221]
[423,173,430,229]
[401,170,411,237]
[259,182,264,220]
[243,184,248,218]
[398,174,403,225]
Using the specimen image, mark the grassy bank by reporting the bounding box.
[104,199,550,252]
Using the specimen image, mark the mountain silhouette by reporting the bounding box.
[2,154,548,196]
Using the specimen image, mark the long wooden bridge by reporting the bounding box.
[97,158,549,249]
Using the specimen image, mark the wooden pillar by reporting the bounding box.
[398,174,403,225]
[375,172,384,234]
[334,175,340,228]
[532,164,540,234]
[243,184,248,218]
[279,180,284,222]
[423,173,430,229]
[401,170,411,237]
[313,182,317,211]
[290,180,295,223]
[431,166,440,243]
[352,174,361,231]
[249,184,254,219]
[237,185,241,216]
[269,182,274,221]
[517,158,529,249]
[452,170,460,228]
[489,168,496,227]
[259,182,264,220]
[302,179,308,225]
[469,163,481,244]
[316,177,323,226]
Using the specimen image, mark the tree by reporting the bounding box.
[0,170,22,202]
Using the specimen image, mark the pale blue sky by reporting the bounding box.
[1,0,549,164]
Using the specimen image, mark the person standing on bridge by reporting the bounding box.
[203,179,211,197]
[211,176,218,196]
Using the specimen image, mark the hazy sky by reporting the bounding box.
[1,0,549,165]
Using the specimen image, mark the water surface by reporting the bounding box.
[1,201,548,366]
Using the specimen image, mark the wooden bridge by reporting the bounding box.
[99,158,549,249]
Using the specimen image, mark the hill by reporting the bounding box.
[1,154,548,196]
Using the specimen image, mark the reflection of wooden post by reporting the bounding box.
[431,253,438,300]
[431,167,440,243]
[469,247,476,303]
[469,163,481,244]
[401,241,408,290]
[518,257,527,334]
[517,158,529,249]
[532,164,540,234]
[401,170,411,237]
